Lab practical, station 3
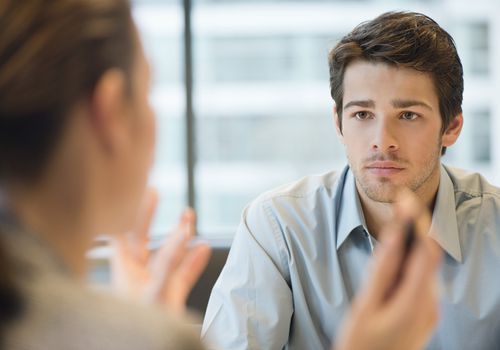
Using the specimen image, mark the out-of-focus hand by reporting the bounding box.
[111,188,212,314]
[334,190,442,350]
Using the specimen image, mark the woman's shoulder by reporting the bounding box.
[0,223,203,350]
[6,274,204,350]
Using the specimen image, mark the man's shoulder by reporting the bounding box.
[444,165,500,200]
[252,168,344,206]
[239,168,347,231]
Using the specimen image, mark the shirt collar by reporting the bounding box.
[429,164,462,262]
[335,164,462,262]
[336,166,367,250]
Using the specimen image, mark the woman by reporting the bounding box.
[0,0,441,349]
[0,0,209,348]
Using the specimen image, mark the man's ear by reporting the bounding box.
[88,69,128,154]
[442,113,463,147]
[333,104,344,144]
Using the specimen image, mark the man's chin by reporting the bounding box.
[366,193,396,204]
[361,181,400,203]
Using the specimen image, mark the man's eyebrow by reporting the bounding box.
[392,99,433,111]
[344,100,375,110]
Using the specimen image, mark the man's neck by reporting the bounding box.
[356,168,441,239]
[358,193,393,239]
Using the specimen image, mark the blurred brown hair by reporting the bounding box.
[328,11,463,142]
[0,0,136,338]
[0,0,136,184]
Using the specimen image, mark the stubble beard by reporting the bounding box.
[350,142,442,204]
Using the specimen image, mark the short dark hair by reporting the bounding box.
[328,11,463,136]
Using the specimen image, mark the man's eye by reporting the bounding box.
[355,111,370,120]
[401,112,418,120]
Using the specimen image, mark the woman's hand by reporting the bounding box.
[111,189,211,314]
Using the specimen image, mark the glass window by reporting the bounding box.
[193,2,348,236]
[133,0,500,237]
[468,22,489,76]
[472,109,491,163]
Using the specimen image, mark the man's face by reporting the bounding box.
[336,60,459,203]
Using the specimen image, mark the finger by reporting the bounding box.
[109,235,143,293]
[143,231,187,303]
[151,223,190,282]
[110,234,130,265]
[392,188,432,240]
[360,188,432,306]
[390,262,440,350]
[173,242,211,293]
[411,279,440,345]
[136,188,159,238]
[386,234,442,321]
[145,208,199,304]
[392,228,442,305]
[163,208,197,269]
[180,207,196,239]
[146,210,195,298]
[165,207,195,243]
[356,223,406,308]
[165,242,212,308]
[132,188,159,262]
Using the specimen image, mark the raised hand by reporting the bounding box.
[111,188,212,314]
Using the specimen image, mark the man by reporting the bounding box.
[202,11,500,349]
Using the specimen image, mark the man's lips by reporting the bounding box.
[365,161,405,176]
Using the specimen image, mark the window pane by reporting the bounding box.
[472,109,491,163]
[469,22,489,76]
[193,2,346,236]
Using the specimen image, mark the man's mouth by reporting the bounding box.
[365,161,405,176]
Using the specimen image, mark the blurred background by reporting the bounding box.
[132,0,500,239]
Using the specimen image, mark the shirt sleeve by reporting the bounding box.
[201,198,293,350]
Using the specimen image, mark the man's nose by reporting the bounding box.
[371,119,399,152]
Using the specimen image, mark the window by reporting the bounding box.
[133,2,186,237]
[133,0,500,237]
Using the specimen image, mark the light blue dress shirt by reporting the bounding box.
[202,165,500,350]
